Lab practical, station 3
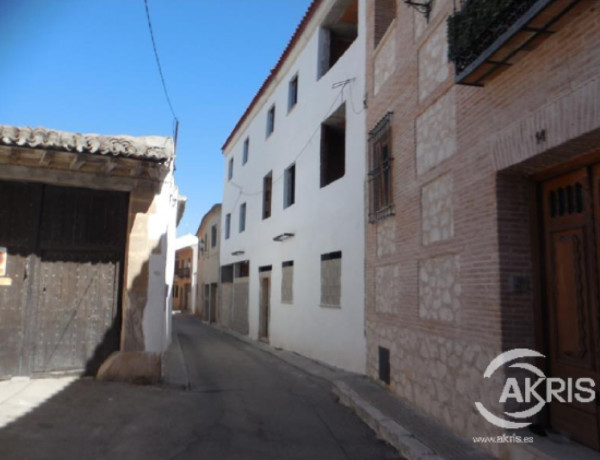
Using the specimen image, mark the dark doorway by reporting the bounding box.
[0,180,128,378]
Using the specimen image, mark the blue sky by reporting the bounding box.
[0,0,312,236]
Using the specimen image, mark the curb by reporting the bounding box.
[333,380,445,460]
[161,327,190,390]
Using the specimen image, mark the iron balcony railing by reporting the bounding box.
[448,0,582,86]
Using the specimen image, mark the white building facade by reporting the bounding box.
[221,0,366,373]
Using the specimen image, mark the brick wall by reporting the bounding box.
[365,0,600,455]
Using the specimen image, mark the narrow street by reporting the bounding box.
[167,314,401,459]
[0,315,400,460]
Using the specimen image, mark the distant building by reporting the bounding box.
[364,0,600,456]
[220,0,367,373]
[0,125,182,380]
[196,204,221,323]
[174,234,198,314]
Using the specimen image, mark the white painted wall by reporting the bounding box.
[221,0,366,373]
[142,165,178,353]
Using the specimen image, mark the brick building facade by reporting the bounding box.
[364,0,600,456]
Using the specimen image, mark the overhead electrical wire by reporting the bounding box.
[225,78,364,214]
[143,0,180,143]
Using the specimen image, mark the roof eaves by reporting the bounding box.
[221,0,323,153]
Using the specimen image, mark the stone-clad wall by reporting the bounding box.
[365,0,600,456]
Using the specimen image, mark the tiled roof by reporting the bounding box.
[0,125,173,162]
[221,0,322,152]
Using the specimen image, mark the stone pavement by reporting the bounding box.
[185,322,492,460]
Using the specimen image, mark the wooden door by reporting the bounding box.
[209,283,217,323]
[542,168,600,449]
[0,181,42,378]
[259,276,270,341]
[0,181,127,378]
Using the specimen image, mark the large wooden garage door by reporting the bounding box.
[0,180,128,379]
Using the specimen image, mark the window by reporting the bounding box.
[281,261,294,304]
[228,158,233,180]
[318,0,358,78]
[225,213,231,239]
[266,105,275,137]
[239,202,246,233]
[243,137,249,165]
[174,285,179,298]
[288,75,298,111]
[221,264,234,283]
[320,251,342,307]
[211,224,217,247]
[284,163,295,208]
[263,171,272,219]
[378,346,391,384]
[374,0,396,48]
[368,112,394,222]
[320,103,346,188]
[235,261,249,278]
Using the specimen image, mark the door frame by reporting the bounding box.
[533,159,600,447]
[258,266,272,342]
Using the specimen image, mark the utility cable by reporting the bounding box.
[225,80,354,211]
[144,0,179,128]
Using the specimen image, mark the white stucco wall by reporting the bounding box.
[221,0,367,373]
[142,166,178,353]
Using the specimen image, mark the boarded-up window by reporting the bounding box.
[281,261,294,303]
[368,112,394,222]
[320,251,342,307]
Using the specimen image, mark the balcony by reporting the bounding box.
[175,267,191,279]
[447,0,582,86]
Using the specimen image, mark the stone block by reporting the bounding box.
[418,255,460,322]
[421,174,454,245]
[416,89,456,175]
[97,351,161,385]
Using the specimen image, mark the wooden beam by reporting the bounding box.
[69,154,86,170]
[102,158,116,174]
[39,151,52,166]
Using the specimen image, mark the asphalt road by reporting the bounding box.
[0,315,400,460]
[170,315,400,459]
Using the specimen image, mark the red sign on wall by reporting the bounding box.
[0,247,6,277]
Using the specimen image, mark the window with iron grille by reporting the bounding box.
[368,112,394,223]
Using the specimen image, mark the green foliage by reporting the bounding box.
[447,0,535,69]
